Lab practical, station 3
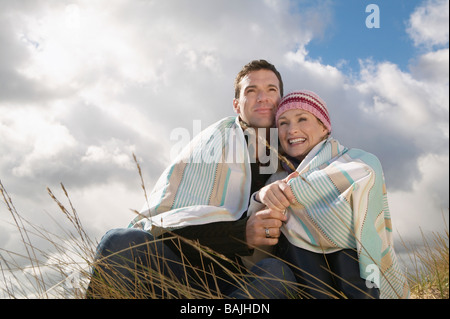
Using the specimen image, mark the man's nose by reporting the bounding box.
[257,90,269,102]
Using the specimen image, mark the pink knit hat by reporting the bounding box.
[276,90,331,133]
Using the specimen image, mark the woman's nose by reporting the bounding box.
[288,124,299,135]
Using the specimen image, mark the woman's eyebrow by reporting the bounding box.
[279,112,307,121]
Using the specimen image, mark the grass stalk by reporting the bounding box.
[1,178,448,299]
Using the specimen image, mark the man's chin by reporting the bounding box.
[249,117,274,129]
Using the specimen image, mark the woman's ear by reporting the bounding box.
[318,120,329,139]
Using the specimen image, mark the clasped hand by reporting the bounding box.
[246,171,298,248]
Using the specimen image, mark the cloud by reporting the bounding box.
[0,0,448,297]
[1,0,446,218]
[410,48,450,83]
[1,0,334,191]
[389,153,449,241]
[7,111,76,179]
[407,0,449,48]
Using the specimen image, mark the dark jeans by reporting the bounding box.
[275,234,380,299]
[86,228,297,299]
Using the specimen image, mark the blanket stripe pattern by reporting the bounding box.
[284,138,409,299]
[129,116,251,237]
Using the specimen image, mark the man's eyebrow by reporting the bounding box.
[244,85,257,91]
[244,84,279,92]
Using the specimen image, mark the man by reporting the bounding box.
[87,60,296,299]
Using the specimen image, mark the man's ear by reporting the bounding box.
[233,98,240,114]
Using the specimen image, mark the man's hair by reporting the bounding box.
[234,59,283,99]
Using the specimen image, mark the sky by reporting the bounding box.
[0,0,448,297]
[306,0,422,71]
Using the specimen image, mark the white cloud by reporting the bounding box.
[356,59,448,140]
[1,107,77,178]
[81,140,136,171]
[0,0,448,298]
[407,0,449,48]
[410,48,450,83]
[389,153,449,241]
[1,0,445,232]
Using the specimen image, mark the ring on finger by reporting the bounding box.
[265,227,271,238]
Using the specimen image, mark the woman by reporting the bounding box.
[247,90,409,299]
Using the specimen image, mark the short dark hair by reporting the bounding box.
[234,59,283,99]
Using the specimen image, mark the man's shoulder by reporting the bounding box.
[204,116,239,133]
[214,116,237,127]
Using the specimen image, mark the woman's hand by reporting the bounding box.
[255,171,298,212]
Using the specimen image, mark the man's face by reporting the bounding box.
[233,69,281,129]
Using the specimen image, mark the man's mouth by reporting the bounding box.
[254,107,273,114]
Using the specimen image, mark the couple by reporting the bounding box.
[87,60,409,299]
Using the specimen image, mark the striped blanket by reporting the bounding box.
[129,115,409,298]
[262,137,409,299]
[129,116,252,236]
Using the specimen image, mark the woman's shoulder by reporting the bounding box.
[345,148,383,171]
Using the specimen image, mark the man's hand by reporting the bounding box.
[246,209,287,247]
[255,171,298,211]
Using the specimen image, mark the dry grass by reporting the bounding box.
[1,177,448,299]
[1,180,95,298]
[403,220,449,299]
[1,179,300,299]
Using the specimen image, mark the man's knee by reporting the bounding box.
[98,228,153,253]
[92,228,159,266]
[252,258,297,285]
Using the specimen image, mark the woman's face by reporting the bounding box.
[277,109,329,160]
